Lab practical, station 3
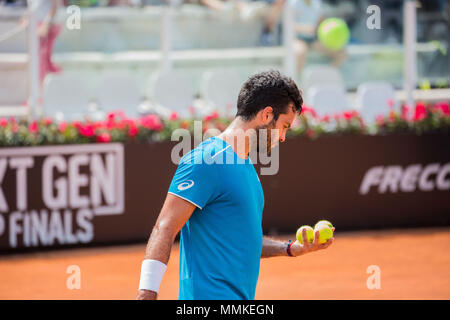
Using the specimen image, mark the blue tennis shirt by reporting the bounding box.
[168,136,265,300]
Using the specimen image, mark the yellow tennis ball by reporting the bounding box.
[296,225,314,245]
[314,220,334,230]
[314,224,333,244]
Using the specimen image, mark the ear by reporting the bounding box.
[261,106,274,123]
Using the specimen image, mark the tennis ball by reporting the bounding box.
[318,18,350,51]
[314,224,333,244]
[296,226,314,245]
[314,220,334,230]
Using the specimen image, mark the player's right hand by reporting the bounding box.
[136,289,157,300]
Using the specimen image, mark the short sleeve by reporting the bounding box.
[168,153,218,210]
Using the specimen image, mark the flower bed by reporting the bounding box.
[0,102,449,147]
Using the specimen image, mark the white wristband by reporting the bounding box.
[138,259,167,293]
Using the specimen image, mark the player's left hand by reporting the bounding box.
[289,227,335,257]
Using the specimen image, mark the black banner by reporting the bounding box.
[0,133,449,252]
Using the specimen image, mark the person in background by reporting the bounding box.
[26,0,63,84]
[259,0,285,46]
[291,0,347,73]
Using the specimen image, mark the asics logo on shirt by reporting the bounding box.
[178,180,195,191]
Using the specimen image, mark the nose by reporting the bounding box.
[279,132,286,143]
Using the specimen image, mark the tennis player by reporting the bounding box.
[137,70,334,300]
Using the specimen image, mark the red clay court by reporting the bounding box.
[1,227,449,300]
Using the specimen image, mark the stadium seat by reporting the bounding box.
[356,82,397,124]
[301,65,345,104]
[0,70,28,106]
[148,70,196,119]
[43,74,91,121]
[307,85,350,117]
[200,69,242,118]
[97,72,142,118]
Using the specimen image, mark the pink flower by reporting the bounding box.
[376,115,385,126]
[343,110,358,120]
[333,113,341,121]
[96,132,111,143]
[29,121,38,133]
[140,114,163,131]
[0,118,7,127]
[320,115,330,123]
[169,111,179,121]
[59,121,67,133]
[78,124,95,137]
[387,99,394,109]
[92,121,106,130]
[401,105,410,121]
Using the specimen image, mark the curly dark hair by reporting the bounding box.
[235,70,303,121]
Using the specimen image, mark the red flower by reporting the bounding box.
[96,132,111,143]
[107,112,116,122]
[128,125,138,137]
[73,121,82,129]
[92,121,106,130]
[169,111,179,121]
[29,121,38,133]
[204,111,219,122]
[435,101,450,115]
[301,106,317,118]
[413,103,427,121]
[43,117,52,126]
[0,118,7,127]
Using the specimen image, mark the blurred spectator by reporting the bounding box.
[291,0,347,72]
[259,0,284,46]
[108,0,138,5]
[1,0,26,5]
[64,0,143,6]
[27,0,63,83]
[191,0,276,46]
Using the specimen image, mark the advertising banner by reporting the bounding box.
[1,134,449,252]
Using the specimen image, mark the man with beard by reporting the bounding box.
[137,70,335,300]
